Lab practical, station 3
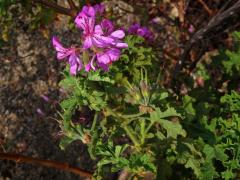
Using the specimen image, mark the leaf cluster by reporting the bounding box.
[57,32,240,179]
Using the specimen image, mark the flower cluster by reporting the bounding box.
[52,4,128,75]
[128,23,154,41]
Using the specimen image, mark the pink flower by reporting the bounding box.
[84,19,128,71]
[97,48,121,64]
[75,9,128,71]
[100,19,128,48]
[75,6,114,49]
[128,23,154,41]
[128,23,141,34]
[52,36,83,75]
[53,4,128,74]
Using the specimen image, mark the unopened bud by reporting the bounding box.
[140,80,150,99]
[132,87,142,102]
[139,105,154,113]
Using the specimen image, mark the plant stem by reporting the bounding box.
[123,125,139,147]
[105,107,140,147]
[0,152,92,177]
[145,120,154,134]
[91,112,98,131]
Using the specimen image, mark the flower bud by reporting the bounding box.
[140,80,150,99]
[131,87,142,103]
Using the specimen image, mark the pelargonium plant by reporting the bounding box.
[52,3,185,180]
[52,3,174,179]
[51,3,240,180]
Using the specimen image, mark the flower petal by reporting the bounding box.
[94,3,105,14]
[82,6,95,17]
[68,52,77,65]
[101,19,114,34]
[97,62,109,71]
[85,63,91,72]
[83,36,93,49]
[97,52,111,64]
[57,51,70,60]
[52,36,73,60]
[70,63,78,75]
[68,52,82,75]
[137,27,148,37]
[106,48,121,61]
[52,36,65,52]
[110,30,125,39]
[75,12,95,32]
[128,23,140,34]
[94,25,103,35]
[90,55,97,71]
[115,42,128,48]
[74,12,86,29]
[92,35,114,48]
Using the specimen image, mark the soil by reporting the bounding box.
[0,13,94,180]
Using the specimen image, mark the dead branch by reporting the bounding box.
[33,0,77,17]
[196,0,213,16]
[67,0,78,12]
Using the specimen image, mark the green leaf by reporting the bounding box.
[159,92,168,101]
[185,158,201,177]
[220,91,240,112]
[200,161,218,180]
[150,108,185,138]
[59,73,76,90]
[156,131,166,140]
[60,97,77,110]
[87,71,114,83]
[221,170,235,180]
[151,107,181,120]
[183,95,196,118]
[203,144,228,162]
[214,145,228,161]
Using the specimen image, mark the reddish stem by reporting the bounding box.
[0,152,92,178]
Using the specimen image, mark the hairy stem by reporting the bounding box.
[91,112,99,131]
[123,125,140,147]
[105,107,140,147]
